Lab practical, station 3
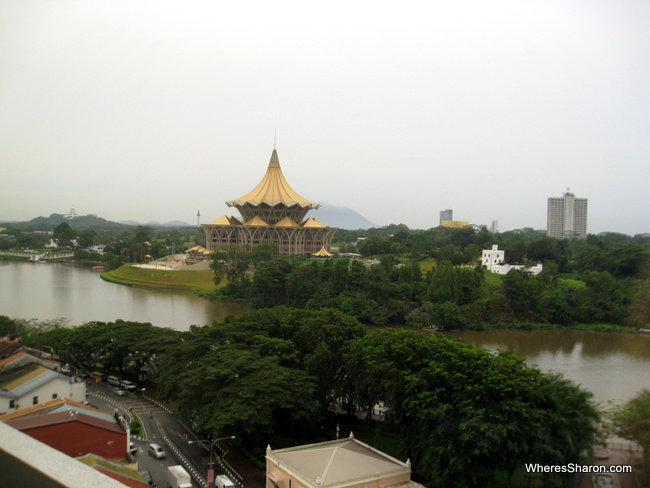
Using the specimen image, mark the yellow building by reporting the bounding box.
[202,148,337,255]
[441,220,470,228]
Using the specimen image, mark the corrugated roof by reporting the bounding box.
[0,397,107,422]
[226,149,319,209]
[5,410,124,435]
[0,350,27,368]
[2,367,65,397]
[0,339,22,358]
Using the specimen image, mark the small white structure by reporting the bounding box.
[482,244,543,276]
[482,245,505,270]
[490,262,543,275]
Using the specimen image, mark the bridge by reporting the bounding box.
[0,250,75,261]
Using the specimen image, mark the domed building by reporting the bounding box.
[202,148,337,255]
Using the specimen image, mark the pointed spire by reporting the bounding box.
[269,147,280,168]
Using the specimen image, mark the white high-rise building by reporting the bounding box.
[547,189,588,239]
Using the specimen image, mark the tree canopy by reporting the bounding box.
[346,328,599,487]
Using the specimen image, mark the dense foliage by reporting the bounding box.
[347,328,599,487]
[6,311,600,487]
[1,219,205,270]
[611,389,650,481]
[211,228,649,328]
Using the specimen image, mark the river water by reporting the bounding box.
[0,262,249,331]
[1,262,649,405]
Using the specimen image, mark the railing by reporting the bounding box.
[163,435,209,488]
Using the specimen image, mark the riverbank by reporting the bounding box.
[100,264,216,294]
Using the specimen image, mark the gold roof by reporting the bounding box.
[313,246,333,257]
[302,217,326,228]
[211,215,243,226]
[275,217,301,227]
[245,216,270,226]
[226,149,320,209]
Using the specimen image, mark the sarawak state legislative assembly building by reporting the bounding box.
[202,148,337,256]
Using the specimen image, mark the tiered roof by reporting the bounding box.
[226,149,319,209]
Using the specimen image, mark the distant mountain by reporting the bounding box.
[1,208,369,233]
[313,204,377,230]
[120,220,193,227]
[1,213,129,233]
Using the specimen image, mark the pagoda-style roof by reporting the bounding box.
[275,217,301,227]
[245,216,270,226]
[312,246,333,257]
[211,215,243,226]
[226,149,320,209]
[302,217,327,228]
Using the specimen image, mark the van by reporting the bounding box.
[108,375,121,386]
[121,380,137,392]
[215,475,235,488]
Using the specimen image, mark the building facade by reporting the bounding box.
[0,360,86,415]
[482,245,505,270]
[482,244,543,275]
[203,148,337,255]
[547,189,588,239]
[439,209,453,226]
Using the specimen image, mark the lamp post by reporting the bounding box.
[65,342,70,376]
[188,435,236,487]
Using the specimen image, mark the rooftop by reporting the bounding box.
[267,436,411,488]
[226,149,319,209]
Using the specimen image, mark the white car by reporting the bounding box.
[148,443,166,459]
[113,387,126,396]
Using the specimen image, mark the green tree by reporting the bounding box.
[347,329,599,487]
[210,245,251,283]
[77,229,96,249]
[286,261,321,307]
[428,261,482,305]
[157,307,366,442]
[251,257,292,308]
[611,389,650,480]
[53,222,76,249]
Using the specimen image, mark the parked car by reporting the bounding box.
[129,442,137,455]
[140,470,153,486]
[121,380,137,392]
[113,387,126,396]
[148,443,166,459]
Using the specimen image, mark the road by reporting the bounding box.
[86,381,264,488]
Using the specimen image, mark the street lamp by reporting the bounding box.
[188,436,236,487]
[65,342,70,376]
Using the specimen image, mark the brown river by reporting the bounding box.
[1,262,649,405]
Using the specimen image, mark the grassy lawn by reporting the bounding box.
[100,264,216,294]
[418,257,437,273]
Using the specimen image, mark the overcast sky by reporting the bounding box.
[1,0,649,234]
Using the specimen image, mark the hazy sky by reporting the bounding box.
[2,0,649,234]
